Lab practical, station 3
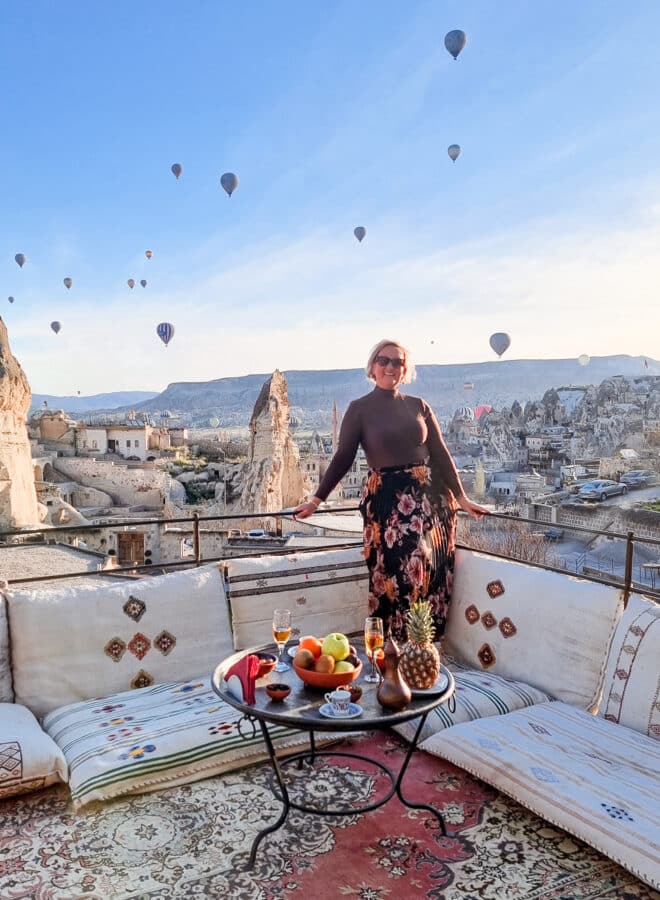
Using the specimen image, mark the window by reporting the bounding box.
[126,440,131,448]
[134,439,140,448]
[92,440,98,449]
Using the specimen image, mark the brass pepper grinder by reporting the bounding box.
[376,633,412,711]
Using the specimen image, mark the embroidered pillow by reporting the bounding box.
[0,703,67,799]
[598,593,660,739]
[0,590,13,702]
[225,547,368,649]
[43,676,320,807]
[443,549,624,710]
[9,564,233,719]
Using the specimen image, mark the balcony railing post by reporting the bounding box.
[623,531,634,609]
[193,512,201,567]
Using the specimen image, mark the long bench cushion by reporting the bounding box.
[0,591,12,702]
[444,549,623,710]
[0,703,67,799]
[43,676,322,808]
[225,547,368,649]
[8,564,233,719]
[419,701,660,891]
[392,658,553,745]
[598,593,660,739]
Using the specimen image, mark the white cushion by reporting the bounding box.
[0,591,13,702]
[43,675,321,808]
[444,549,623,709]
[0,702,67,799]
[392,657,552,744]
[420,702,660,891]
[8,564,233,718]
[598,593,660,739]
[225,547,368,649]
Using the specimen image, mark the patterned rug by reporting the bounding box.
[0,732,657,900]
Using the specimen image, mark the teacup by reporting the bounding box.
[324,688,352,716]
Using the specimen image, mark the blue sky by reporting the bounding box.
[1,0,659,394]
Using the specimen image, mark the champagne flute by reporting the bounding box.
[364,616,384,683]
[272,608,292,673]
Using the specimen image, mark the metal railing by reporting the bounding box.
[1,507,659,603]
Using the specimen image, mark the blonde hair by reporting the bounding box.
[365,339,416,383]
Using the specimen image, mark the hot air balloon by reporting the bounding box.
[489,332,511,357]
[171,163,182,179]
[463,382,474,392]
[209,416,220,428]
[63,277,72,290]
[127,279,135,289]
[220,172,239,196]
[15,253,26,268]
[444,29,467,60]
[354,226,366,243]
[140,279,147,288]
[8,296,14,304]
[156,322,174,346]
[50,321,61,334]
[578,353,590,367]
[475,404,492,420]
[145,250,153,260]
[448,144,461,162]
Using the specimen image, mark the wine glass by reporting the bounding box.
[364,616,384,683]
[272,608,292,673]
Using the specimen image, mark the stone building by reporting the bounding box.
[0,318,40,528]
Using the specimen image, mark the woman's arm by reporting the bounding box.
[293,401,361,519]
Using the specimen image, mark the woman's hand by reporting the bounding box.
[292,499,321,520]
[456,494,490,519]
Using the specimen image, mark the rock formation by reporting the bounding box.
[0,318,39,528]
[235,370,310,516]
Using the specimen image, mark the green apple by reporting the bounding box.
[321,632,350,661]
[334,660,354,673]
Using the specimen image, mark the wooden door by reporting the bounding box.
[117,532,145,566]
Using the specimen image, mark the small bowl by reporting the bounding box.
[255,652,277,678]
[266,683,291,702]
[348,684,363,704]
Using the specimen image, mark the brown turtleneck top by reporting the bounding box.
[315,387,463,501]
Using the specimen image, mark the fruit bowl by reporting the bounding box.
[293,659,362,689]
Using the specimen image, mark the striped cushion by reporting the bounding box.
[597,593,660,739]
[0,703,67,799]
[420,702,660,890]
[43,676,317,807]
[225,547,368,650]
[392,658,552,744]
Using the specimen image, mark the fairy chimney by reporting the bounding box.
[0,318,40,528]
[236,370,310,515]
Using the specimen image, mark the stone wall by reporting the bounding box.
[526,499,660,543]
[52,458,185,508]
[0,319,40,528]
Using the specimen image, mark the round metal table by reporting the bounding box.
[212,638,456,868]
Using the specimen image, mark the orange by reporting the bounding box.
[299,635,323,659]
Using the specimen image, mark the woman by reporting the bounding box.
[293,339,489,641]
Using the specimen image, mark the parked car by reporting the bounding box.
[246,528,267,538]
[619,470,657,488]
[543,527,565,541]
[577,479,627,501]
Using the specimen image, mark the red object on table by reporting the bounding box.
[224,654,260,704]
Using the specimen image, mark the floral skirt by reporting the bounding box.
[359,463,456,642]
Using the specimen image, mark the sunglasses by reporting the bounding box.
[374,355,405,368]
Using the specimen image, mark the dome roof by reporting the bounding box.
[454,405,475,421]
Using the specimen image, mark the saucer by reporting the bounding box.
[318,702,363,719]
[409,670,450,697]
[287,645,300,659]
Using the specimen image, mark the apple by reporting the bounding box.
[349,644,358,656]
[321,633,350,661]
[345,652,360,668]
[334,660,354,673]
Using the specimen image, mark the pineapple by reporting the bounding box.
[399,601,441,689]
